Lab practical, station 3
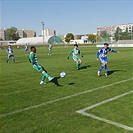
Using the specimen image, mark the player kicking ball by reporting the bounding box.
[29,46,54,84]
[97,43,119,77]
[67,44,83,70]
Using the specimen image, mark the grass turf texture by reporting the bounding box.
[0,45,132,133]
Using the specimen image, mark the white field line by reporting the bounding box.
[76,91,133,132]
[1,77,133,96]
[0,78,132,118]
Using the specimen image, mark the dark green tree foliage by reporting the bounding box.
[114,27,122,41]
[65,33,74,42]
[120,28,131,40]
[114,27,132,41]
[88,34,96,43]
[100,30,110,42]
[5,27,20,40]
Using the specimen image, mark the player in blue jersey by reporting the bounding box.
[6,45,15,63]
[24,43,28,55]
[96,43,119,77]
[67,44,83,70]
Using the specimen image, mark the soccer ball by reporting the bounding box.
[60,72,66,78]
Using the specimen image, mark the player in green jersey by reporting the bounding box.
[48,42,52,55]
[29,46,54,84]
[67,44,83,70]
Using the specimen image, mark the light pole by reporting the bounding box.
[41,22,44,44]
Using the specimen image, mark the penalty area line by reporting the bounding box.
[76,91,133,132]
[0,78,132,118]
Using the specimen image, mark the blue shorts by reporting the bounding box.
[99,57,108,64]
[8,54,14,59]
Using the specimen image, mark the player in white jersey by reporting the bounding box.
[96,43,119,77]
[6,45,15,63]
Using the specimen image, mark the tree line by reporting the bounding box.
[1,26,132,43]
[65,27,132,43]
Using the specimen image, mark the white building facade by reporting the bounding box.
[42,29,56,37]
[97,23,133,36]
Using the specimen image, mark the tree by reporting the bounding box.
[114,27,122,41]
[120,28,131,40]
[65,33,74,43]
[100,30,110,42]
[88,34,96,43]
[114,27,132,41]
[96,34,102,42]
[5,27,20,40]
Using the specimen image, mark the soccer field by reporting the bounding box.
[0,45,133,133]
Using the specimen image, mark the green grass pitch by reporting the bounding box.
[0,45,133,133]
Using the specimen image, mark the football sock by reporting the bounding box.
[42,71,49,78]
[99,65,104,71]
[79,62,82,67]
[105,66,108,73]
[6,59,9,63]
[12,57,15,63]
[41,75,46,81]
[76,62,79,68]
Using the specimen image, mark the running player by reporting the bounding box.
[24,43,28,55]
[67,44,83,70]
[6,45,15,63]
[97,43,119,77]
[29,46,54,84]
[48,42,52,55]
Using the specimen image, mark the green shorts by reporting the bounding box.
[32,64,44,72]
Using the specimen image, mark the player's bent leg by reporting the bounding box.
[41,70,54,82]
[6,58,9,63]
[12,56,15,63]
[98,62,105,76]
[75,60,80,70]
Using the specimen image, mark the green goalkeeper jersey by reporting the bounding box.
[29,52,39,65]
[68,48,82,58]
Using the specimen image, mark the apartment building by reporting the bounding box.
[97,23,133,36]
[0,29,36,40]
[0,29,5,40]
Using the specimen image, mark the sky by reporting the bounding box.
[0,0,132,36]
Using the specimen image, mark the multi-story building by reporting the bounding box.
[0,29,5,40]
[0,29,36,40]
[117,23,133,32]
[42,29,56,37]
[17,29,36,38]
[97,23,133,36]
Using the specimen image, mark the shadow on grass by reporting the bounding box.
[68,83,75,85]
[15,60,28,64]
[80,65,91,70]
[50,76,62,86]
[108,70,125,75]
